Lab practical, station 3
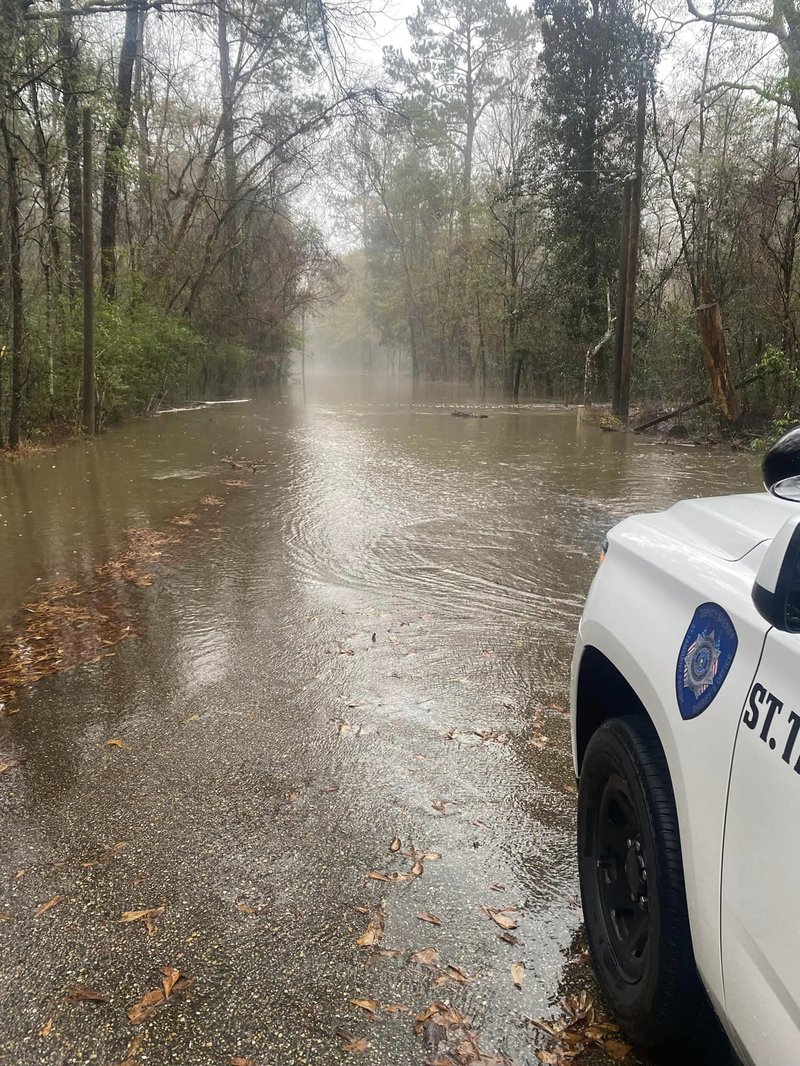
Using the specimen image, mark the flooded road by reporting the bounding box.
[0,379,760,1065]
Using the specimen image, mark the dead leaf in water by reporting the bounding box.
[66,984,110,1004]
[417,912,442,926]
[511,962,525,989]
[356,899,386,948]
[479,904,518,930]
[0,756,25,774]
[34,895,65,917]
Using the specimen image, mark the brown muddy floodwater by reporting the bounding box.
[0,378,760,1066]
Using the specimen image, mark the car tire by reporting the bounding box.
[577,713,705,1048]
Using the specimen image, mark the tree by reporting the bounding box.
[534,0,657,390]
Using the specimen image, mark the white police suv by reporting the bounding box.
[571,427,800,1064]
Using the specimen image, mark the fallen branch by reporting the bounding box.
[633,370,768,432]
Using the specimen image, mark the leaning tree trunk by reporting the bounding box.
[1,108,24,449]
[697,272,739,423]
[100,2,140,301]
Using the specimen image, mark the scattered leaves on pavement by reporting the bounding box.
[478,904,518,931]
[473,731,508,745]
[431,963,475,987]
[356,899,386,948]
[127,966,193,1024]
[34,895,65,917]
[389,836,401,852]
[511,962,525,989]
[66,985,110,1004]
[528,992,631,1063]
[106,738,129,750]
[432,799,456,815]
[498,932,519,946]
[417,912,443,926]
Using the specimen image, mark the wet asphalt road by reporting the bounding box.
[0,382,761,1065]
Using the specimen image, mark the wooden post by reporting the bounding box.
[82,107,95,434]
[611,178,632,416]
[618,63,647,424]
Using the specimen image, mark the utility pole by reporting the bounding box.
[617,61,647,424]
[611,178,632,416]
[82,107,95,434]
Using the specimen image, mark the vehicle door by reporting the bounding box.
[721,624,800,1060]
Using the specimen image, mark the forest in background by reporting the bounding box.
[3,0,800,446]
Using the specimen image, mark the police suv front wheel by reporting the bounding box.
[577,714,703,1048]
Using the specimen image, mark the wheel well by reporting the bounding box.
[575,646,650,774]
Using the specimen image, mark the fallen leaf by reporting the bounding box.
[106,738,128,750]
[82,840,127,867]
[409,947,439,966]
[368,870,409,883]
[376,947,404,958]
[389,836,401,852]
[0,756,25,774]
[603,1040,633,1060]
[512,961,525,989]
[414,1001,471,1035]
[0,912,15,922]
[119,1034,145,1065]
[336,1029,372,1053]
[416,912,443,926]
[40,1018,53,1037]
[161,966,181,998]
[383,1004,409,1014]
[230,1058,258,1066]
[120,906,164,935]
[479,904,518,931]
[127,987,165,1024]
[473,730,508,744]
[432,799,456,815]
[356,899,386,948]
[498,932,519,946]
[66,985,110,1004]
[350,998,378,1015]
[528,734,549,750]
[34,895,65,917]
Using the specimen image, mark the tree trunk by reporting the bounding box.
[697,272,739,423]
[1,109,24,449]
[100,2,141,301]
[217,0,240,297]
[59,0,82,299]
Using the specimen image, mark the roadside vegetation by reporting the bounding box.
[3,0,800,447]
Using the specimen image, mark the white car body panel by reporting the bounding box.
[570,492,800,1065]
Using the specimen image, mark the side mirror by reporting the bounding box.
[753,515,800,632]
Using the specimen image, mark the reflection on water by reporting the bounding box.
[0,376,760,1065]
